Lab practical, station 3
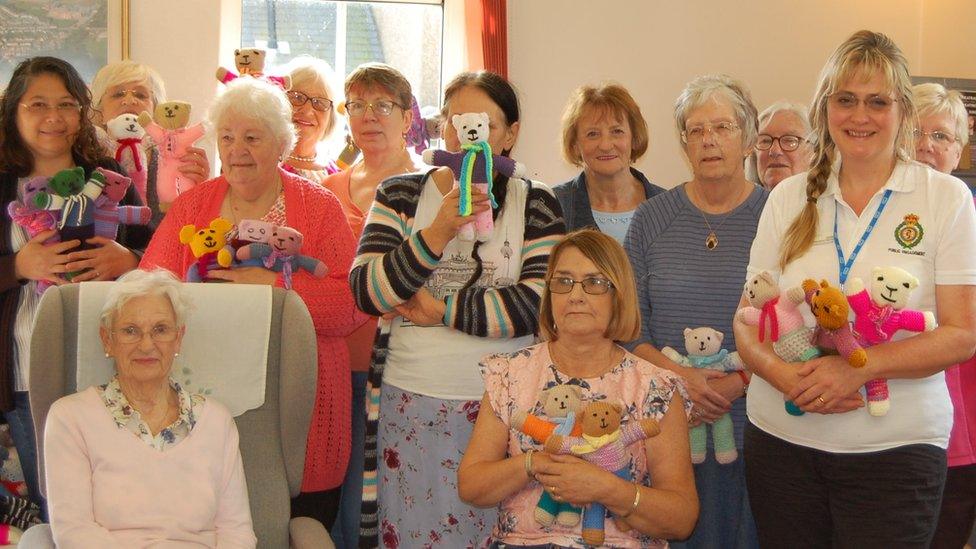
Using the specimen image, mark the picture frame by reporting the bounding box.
[0,0,129,87]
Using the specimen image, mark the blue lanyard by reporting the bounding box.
[833,189,892,285]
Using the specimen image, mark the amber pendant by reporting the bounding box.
[705,232,718,249]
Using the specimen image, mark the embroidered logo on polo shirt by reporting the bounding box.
[894,213,923,249]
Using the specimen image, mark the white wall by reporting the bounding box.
[509,0,976,188]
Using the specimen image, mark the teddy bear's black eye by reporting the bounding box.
[902,282,910,288]
[877,276,884,281]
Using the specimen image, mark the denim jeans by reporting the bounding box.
[331,371,367,548]
[5,391,46,521]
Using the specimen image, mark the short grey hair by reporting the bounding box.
[99,269,192,330]
[913,83,970,147]
[674,74,759,149]
[284,55,340,139]
[758,101,812,139]
[208,77,297,159]
[90,60,167,118]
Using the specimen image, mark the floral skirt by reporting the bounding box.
[377,384,496,548]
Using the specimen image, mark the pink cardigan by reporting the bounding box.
[946,197,976,467]
[141,168,362,490]
[46,388,256,548]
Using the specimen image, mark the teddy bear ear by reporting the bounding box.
[569,385,583,399]
[715,331,724,343]
[819,279,829,289]
[178,224,197,244]
[451,114,462,128]
[683,327,692,337]
[611,402,623,414]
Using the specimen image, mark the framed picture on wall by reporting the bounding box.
[0,0,129,89]
[912,76,976,190]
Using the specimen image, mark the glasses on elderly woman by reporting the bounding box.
[548,276,614,295]
[286,91,333,112]
[345,99,402,117]
[913,128,959,147]
[112,323,179,344]
[681,121,740,144]
[756,134,804,152]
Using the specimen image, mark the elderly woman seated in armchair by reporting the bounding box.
[42,268,256,548]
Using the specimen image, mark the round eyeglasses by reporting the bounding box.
[548,277,614,295]
[756,134,804,152]
[112,324,179,344]
[287,91,334,113]
[344,99,403,117]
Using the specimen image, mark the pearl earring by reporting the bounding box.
[104,352,110,358]
[174,352,180,358]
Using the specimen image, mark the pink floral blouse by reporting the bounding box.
[481,342,691,549]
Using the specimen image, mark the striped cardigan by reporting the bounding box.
[349,173,565,547]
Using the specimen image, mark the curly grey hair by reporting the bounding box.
[208,77,297,159]
[674,74,759,150]
[99,268,192,330]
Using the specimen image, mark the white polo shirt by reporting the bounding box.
[746,159,976,452]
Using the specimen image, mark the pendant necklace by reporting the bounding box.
[690,182,749,250]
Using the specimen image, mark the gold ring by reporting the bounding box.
[817,396,826,405]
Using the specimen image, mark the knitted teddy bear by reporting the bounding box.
[802,279,867,368]
[8,177,61,293]
[662,327,743,463]
[421,112,526,242]
[511,384,585,527]
[543,401,661,547]
[846,266,936,416]
[92,167,151,240]
[33,167,105,245]
[105,113,148,203]
[138,101,205,210]
[230,219,275,268]
[235,225,328,289]
[736,271,821,416]
[180,218,235,282]
[215,48,291,90]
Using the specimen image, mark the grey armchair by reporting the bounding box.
[22,283,333,549]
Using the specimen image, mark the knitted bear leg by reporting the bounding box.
[581,503,606,546]
[865,378,890,417]
[554,502,581,526]
[534,490,559,526]
[712,414,738,464]
[457,220,475,242]
[690,423,707,464]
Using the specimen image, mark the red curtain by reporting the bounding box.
[480,0,507,77]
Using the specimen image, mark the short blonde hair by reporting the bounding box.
[208,77,297,159]
[285,55,339,139]
[913,83,969,146]
[538,230,640,343]
[560,83,649,167]
[90,60,166,120]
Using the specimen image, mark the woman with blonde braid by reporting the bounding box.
[734,30,976,548]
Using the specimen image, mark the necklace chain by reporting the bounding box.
[228,180,283,225]
[689,182,750,250]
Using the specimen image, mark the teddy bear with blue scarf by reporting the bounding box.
[662,327,743,464]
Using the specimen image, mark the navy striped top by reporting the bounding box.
[624,182,768,447]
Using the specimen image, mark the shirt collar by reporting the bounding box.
[819,157,916,201]
[100,376,198,432]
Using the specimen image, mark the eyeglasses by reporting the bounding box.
[681,121,740,144]
[112,323,179,344]
[345,99,402,117]
[828,92,897,112]
[756,134,804,152]
[548,276,614,295]
[107,88,151,102]
[913,128,959,147]
[19,101,82,116]
[287,90,334,112]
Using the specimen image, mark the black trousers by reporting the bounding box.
[291,488,341,531]
[744,421,946,549]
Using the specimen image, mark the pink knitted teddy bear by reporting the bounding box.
[138,102,204,209]
[846,266,935,416]
[737,271,820,416]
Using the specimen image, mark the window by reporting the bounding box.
[241,0,444,109]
